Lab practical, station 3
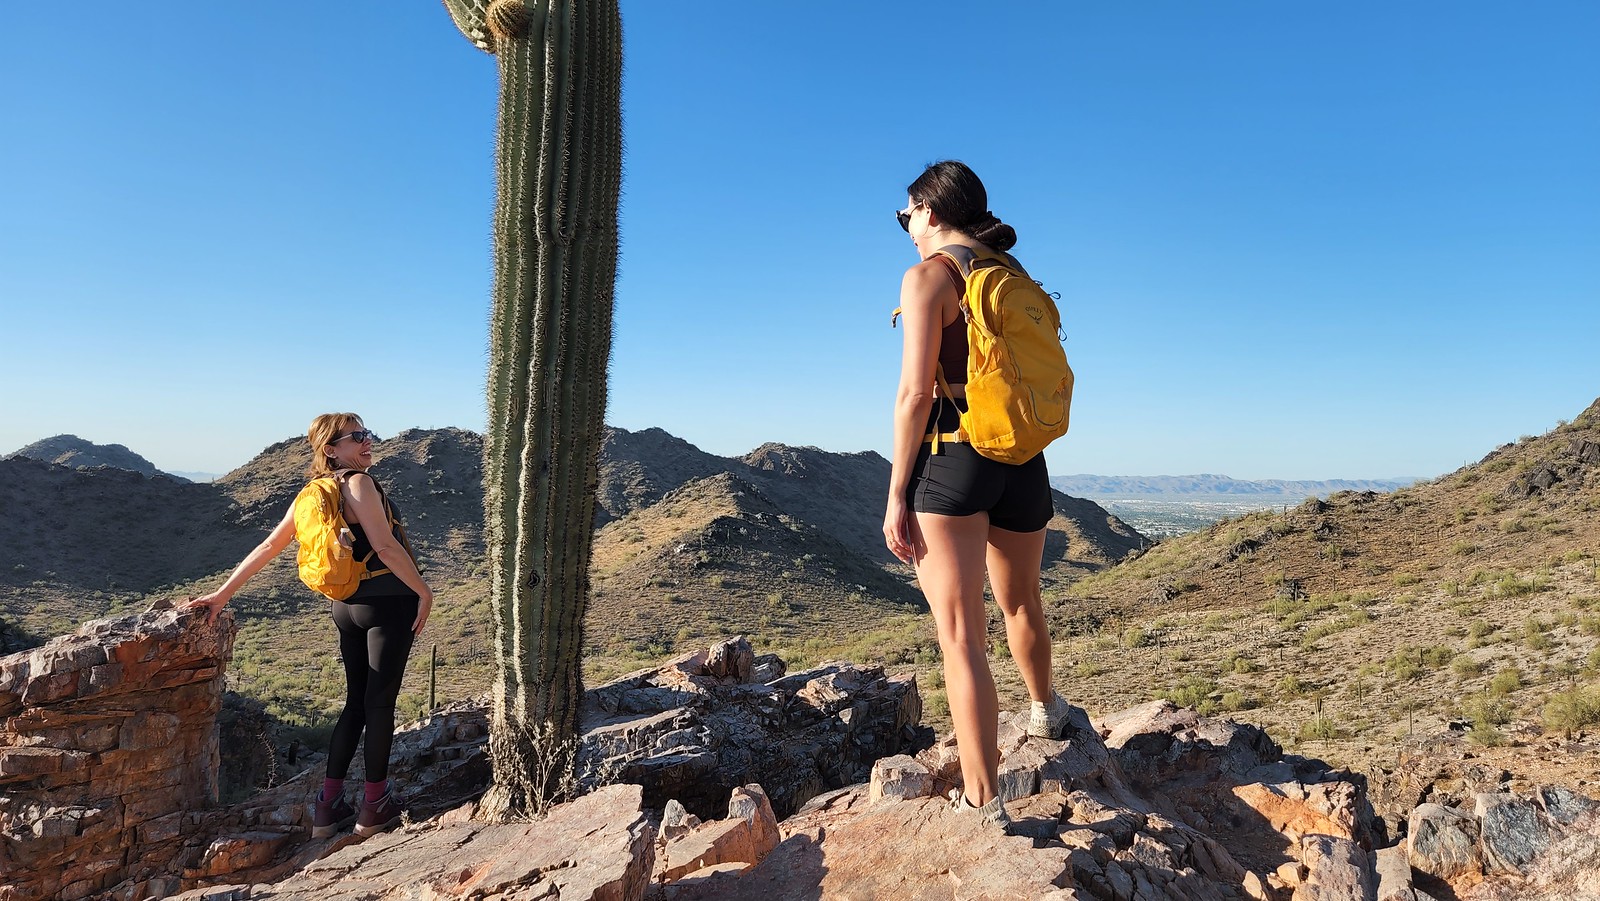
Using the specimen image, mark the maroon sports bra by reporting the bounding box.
[934,255,967,386]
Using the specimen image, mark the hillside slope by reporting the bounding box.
[1043,396,1600,789]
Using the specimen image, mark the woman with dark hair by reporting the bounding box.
[883,160,1071,829]
[186,413,433,839]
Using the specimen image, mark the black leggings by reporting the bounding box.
[327,597,417,782]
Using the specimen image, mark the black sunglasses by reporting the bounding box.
[333,429,377,445]
[895,201,924,232]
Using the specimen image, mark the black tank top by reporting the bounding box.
[340,472,418,600]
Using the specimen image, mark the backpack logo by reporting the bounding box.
[1025,305,1044,323]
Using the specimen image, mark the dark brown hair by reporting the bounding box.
[906,160,1017,252]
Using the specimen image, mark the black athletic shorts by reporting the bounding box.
[905,398,1054,533]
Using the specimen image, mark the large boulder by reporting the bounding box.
[1407,803,1481,883]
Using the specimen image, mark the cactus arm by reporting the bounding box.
[442,0,494,52]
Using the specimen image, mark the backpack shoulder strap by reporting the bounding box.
[933,244,978,278]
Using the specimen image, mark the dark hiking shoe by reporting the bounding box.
[354,789,404,837]
[312,792,356,838]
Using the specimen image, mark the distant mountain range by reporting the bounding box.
[0,425,1149,655]
[1048,473,1420,498]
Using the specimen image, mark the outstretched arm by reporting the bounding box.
[185,504,297,623]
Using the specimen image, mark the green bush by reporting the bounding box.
[1298,714,1338,741]
[1463,694,1512,725]
[1393,572,1421,587]
[1494,574,1539,598]
[1452,656,1487,678]
[1468,721,1506,747]
[1489,668,1523,696]
[1542,686,1600,733]
[1166,675,1218,710]
[1422,645,1456,668]
[1122,626,1153,648]
[1220,691,1256,712]
[1279,675,1310,696]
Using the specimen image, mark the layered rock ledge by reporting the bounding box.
[0,601,233,901]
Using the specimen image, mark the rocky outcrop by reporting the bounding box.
[652,700,1379,900]
[581,637,924,819]
[90,637,918,897]
[0,602,233,901]
[174,783,657,901]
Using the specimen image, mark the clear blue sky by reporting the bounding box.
[2,2,1596,480]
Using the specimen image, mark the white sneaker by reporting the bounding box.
[949,788,1012,829]
[1027,691,1073,739]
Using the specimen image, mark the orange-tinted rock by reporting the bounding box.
[0,604,233,901]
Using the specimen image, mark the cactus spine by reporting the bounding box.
[444,0,622,821]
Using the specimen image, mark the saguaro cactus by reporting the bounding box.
[443,0,623,820]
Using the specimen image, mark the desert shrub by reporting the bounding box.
[1452,656,1487,678]
[1074,659,1104,679]
[1542,686,1600,733]
[1166,675,1218,711]
[1301,621,1347,649]
[1452,541,1479,557]
[1393,573,1422,587]
[1298,714,1338,741]
[1442,580,1463,597]
[1278,675,1310,696]
[924,689,949,719]
[1495,574,1539,598]
[1500,516,1528,534]
[1468,721,1506,747]
[1220,691,1257,712]
[1122,625,1153,648]
[1421,646,1456,668]
[1489,668,1523,696]
[1463,694,1513,726]
[1386,651,1421,682]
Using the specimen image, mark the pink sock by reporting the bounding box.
[364,780,388,804]
[321,778,344,802]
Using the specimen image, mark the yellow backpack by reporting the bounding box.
[897,245,1075,465]
[293,471,402,601]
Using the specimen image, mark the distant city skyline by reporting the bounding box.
[2,3,1596,481]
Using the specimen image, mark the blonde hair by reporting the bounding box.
[307,412,364,477]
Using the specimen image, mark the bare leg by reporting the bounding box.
[914,510,999,806]
[987,525,1052,703]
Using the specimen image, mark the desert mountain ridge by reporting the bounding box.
[5,433,181,481]
[0,424,1146,692]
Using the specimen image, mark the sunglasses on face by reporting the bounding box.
[895,202,924,232]
[333,429,377,445]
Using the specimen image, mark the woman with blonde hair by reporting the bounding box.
[187,413,433,838]
[884,161,1072,829]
